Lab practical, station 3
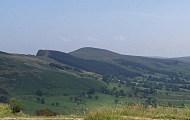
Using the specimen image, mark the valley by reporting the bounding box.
[1,47,190,115]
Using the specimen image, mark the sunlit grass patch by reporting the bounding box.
[85,105,124,120]
[85,104,190,120]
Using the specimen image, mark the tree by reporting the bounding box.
[79,98,83,103]
[128,93,133,98]
[145,97,157,107]
[182,103,185,107]
[55,102,59,107]
[52,103,54,106]
[81,92,86,97]
[41,98,45,104]
[88,94,92,99]
[115,91,119,98]
[69,96,73,102]
[74,96,79,102]
[35,89,43,96]
[36,97,40,102]
[167,101,172,107]
[95,95,99,100]
[88,88,95,94]
[112,87,117,91]
[8,98,24,113]
[114,99,119,104]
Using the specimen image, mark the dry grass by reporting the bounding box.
[84,104,190,120]
[2,103,190,120]
[85,106,124,120]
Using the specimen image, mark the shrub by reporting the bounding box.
[8,98,24,113]
[35,109,57,116]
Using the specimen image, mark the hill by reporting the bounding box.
[171,56,190,62]
[69,47,123,60]
[39,48,188,78]
[38,48,190,101]
[2,47,190,115]
[37,50,141,77]
[0,51,105,102]
[70,47,179,66]
[70,47,189,76]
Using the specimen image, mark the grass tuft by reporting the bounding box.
[85,106,124,120]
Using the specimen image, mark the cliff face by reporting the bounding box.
[36,50,49,57]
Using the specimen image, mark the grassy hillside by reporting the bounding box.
[70,47,185,67]
[0,53,106,112]
[69,48,190,108]
[0,52,106,102]
[37,50,141,77]
[2,48,190,115]
[70,47,190,76]
[69,47,123,60]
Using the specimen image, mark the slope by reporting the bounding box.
[36,48,190,109]
[0,52,106,100]
[70,47,190,76]
[69,47,180,67]
[37,50,141,77]
[171,56,190,62]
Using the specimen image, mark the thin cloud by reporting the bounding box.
[113,35,125,41]
[57,36,71,42]
[124,12,183,20]
[85,37,98,41]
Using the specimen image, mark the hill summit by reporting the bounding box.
[70,47,123,59]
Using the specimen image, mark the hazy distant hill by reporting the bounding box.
[70,47,187,74]
[171,56,190,62]
[37,47,190,78]
[0,51,10,55]
[70,47,181,67]
[37,50,141,77]
[69,47,123,60]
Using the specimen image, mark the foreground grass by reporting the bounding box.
[2,102,190,120]
[0,103,82,119]
[85,104,190,120]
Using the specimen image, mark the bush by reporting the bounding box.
[35,109,57,116]
[8,98,24,113]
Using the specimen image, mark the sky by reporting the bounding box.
[1,0,190,57]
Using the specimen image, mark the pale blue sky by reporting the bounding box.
[1,0,190,57]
